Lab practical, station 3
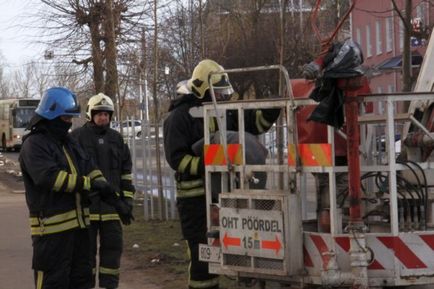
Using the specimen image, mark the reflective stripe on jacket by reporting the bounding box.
[20,130,100,235]
[163,93,280,199]
[29,208,91,236]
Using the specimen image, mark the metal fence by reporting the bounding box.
[121,118,177,220]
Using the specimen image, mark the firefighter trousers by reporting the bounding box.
[32,228,92,289]
[89,220,123,289]
[177,196,219,289]
[187,239,219,289]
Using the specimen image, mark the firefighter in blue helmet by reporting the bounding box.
[163,60,280,289]
[19,87,120,289]
[71,93,135,289]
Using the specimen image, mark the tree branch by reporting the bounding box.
[72,57,92,67]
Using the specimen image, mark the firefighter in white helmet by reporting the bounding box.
[163,59,280,289]
[71,92,134,289]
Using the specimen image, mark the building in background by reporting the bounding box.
[351,0,434,99]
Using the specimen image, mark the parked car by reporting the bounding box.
[111,120,162,139]
[110,120,141,138]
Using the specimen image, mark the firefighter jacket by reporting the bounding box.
[71,123,135,222]
[163,93,280,199]
[19,123,104,237]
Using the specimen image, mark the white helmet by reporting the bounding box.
[176,80,191,95]
[188,59,234,99]
[86,92,114,120]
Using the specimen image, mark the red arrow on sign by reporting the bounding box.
[261,235,282,255]
[222,232,241,249]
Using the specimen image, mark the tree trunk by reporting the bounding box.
[89,21,104,93]
[402,0,412,92]
[104,0,120,101]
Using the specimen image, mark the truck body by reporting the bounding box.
[199,65,434,288]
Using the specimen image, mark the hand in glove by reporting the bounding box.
[302,61,321,80]
[123,197,134,212]
[114,200,135,225]
[91,180,134,225]
[91,180,118,206]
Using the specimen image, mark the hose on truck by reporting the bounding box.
[336,161,428,230]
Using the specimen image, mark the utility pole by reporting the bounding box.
[140,28,148,122]
[153,0,165,220]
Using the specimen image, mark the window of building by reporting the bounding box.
[377,87,383,115]
[356,28,361,46]
[376,20,382,55]
[416,3,425,24]
[378,101,384,115]
[366,24,372,57]
[386,17,393,52]
[388,85,395,93]
[399,20,404,52]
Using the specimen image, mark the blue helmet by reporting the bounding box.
[35,87,81,120]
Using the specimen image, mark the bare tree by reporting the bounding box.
[28,62,52,98]
[11,64,34,98]
[392,0,413,92]
[0,54,10,99]
[200,0,318,97]
[33,0,151,104]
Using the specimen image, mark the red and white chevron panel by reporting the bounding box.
[303,232,434,279]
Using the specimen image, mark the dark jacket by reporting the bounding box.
[71,123,135,221]
[19,123,103,236]
[163,93,279,199]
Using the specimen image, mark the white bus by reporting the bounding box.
[0,98,40,151]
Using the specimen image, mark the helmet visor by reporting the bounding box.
[64,94,81,116]
[212,74,234,101]
[214,87,234,101]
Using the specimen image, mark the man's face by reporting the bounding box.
[93,111,110,126]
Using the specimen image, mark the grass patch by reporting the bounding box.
[123,205,242,289]
[123,207,189,288]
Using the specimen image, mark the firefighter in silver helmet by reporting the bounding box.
[163,59,280,289]
[71,92,134,289]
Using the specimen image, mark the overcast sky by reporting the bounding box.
[0,0,44,68]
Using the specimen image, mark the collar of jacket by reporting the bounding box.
[168,93,202,112]
[85,122,108,135]
[23,121,73,146]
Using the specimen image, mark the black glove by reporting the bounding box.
[302,61,321,80]
[115,200,135,225]
[92,180,134,225]
[123,197,134,211]
[91,180,118,205]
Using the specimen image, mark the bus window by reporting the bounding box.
[12,108,36,128]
